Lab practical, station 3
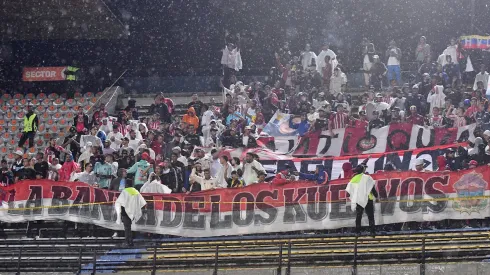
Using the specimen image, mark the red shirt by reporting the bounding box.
[151,140,164,156]
[329,112,349,129]
[406,114,425,126]
[351,119,368,130]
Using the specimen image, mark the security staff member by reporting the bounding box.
[18,105,39,149]
[346,164,378,236]
[115,181,147,247]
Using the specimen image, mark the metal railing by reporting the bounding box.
[2,228,490,274]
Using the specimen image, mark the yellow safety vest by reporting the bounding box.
[350,174,375,200]
[23,114,37,132]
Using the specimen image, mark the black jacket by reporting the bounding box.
[109,177,133,191]
[160,168,180,193]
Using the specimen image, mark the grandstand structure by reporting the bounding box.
[0,91,104,161]
[1,223,490,274]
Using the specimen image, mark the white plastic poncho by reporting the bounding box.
[221,45,243,71]
[115,187,147,224]
[140,173,172,194]
[345,174,376,211]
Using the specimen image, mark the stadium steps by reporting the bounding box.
[2,229,490,273]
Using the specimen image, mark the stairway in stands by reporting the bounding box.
[2,225,490,274]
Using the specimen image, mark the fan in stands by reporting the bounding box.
[1,34,490,239]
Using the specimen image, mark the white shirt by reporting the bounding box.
[107,131,123,150]
[190,168,216,191]
[301,51,317,70]
[242,160,265,186]
[210,158,222,178]
[330,71,347,96]
[387,48,401,66]
[221,46,242,71]
[215,162,232,188]
[474,71,490,91]
[444,45,459,64]
[201,110,214,126]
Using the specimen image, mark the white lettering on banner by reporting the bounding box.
[25,71,56,78]
[2,167,489,237]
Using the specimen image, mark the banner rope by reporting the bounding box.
[1,195,488,212]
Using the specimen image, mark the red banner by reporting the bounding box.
[22,67,67,82]
[1,167,489,237]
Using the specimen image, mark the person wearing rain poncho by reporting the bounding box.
[140,172,172,194]
[115,181,147,247]
[345,164,378,236]
[99,117,113,136]
[316,44,338,77]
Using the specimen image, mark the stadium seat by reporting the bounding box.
[36,105,45,113]
[74,91,82,98]
[53,112,63,120]
[38,124,46,133]
[89,97,98,105]
[65,112,74,119]
[6,112,13,119]
[1,105,9,113]
[64,125,72,133]
[73,106,80,112]
[1,94,11,100]
[15,132,22,140]
[18,99,28,106]
[50,125,58,133]
[48,93,59,100]
[78,97,87,106]
[0,147,7,155]
[60,105,69,113]
[10,119,18,126]
[65,98,75,106]
[96,91,103,97]
[12,93,23,100]
[36,139,45,147]
[0,119,5,127]
[30,99,39,106]
[43,133,51,140]
[7,99,16,106]
[16,112,25,119]
[58,118,68,127]
[5,153,14,162]
[9,125,18,133]
[0,125,4,132]
[7,139,16,148]
[28,147,37,154]
[37,93,47,100]
[85,92,94,97]
[1,132,11,141]
[47,106,57,113]
[53,98,63,106]
[83,105,91,112]
[46,119,55,126]
[11,106,21,113]
[42,98,51,106]
[25,93,35,100]
[40,112,50,120]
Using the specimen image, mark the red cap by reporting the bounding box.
[469,160,478,166]
[141,152,150,161]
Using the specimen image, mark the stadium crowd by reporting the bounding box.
[1,35,490,234]
[1,36,490,189]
